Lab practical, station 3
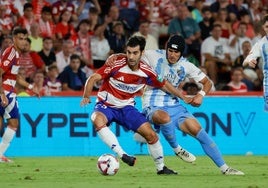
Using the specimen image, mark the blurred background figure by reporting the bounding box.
[44,64,62,94]
[58,54,87,91]
[226,67,248,92]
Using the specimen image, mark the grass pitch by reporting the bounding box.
[0,155,267,188]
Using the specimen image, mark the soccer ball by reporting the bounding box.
[97,154,119,175]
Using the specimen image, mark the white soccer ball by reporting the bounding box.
[97,154,120,175]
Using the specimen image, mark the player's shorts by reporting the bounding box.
[93,102,147,132]
[0,91,19,119]
[142,103,195,130]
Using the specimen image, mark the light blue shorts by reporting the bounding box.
[142,104,195,130]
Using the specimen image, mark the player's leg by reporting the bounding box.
[0,95,19,163]
[136,122,177,175]
[91,104,129,163]
[147,106,196,162]
[179,118,244,175]
[0,118,17,163]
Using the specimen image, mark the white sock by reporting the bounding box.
[173,145,183,154]
[148,140,165,171]
[97,127,125,158]
[220,164,229,172]
[133,132,147,143]
[0,127,16,157]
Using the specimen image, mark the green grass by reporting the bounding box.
[0,155,267,188]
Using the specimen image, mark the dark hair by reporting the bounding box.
[12,27,28,36]
[76,19,90,32]
[126,36,146,52]
[26,38,31,44]
[70,54,81,61]
[23,2,33,11]
[42,36,53,42]
[41,6,52,14]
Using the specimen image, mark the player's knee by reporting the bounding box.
[145,131,158,144]
[152,111,170,124]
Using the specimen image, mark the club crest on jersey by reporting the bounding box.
[3,60,10,66]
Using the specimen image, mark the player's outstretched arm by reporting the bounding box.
[80,73,102,106]
[161,80,193,103]
[16,74,41,97]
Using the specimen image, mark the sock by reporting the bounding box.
[160,121,178,148]
[97,126,125,158]
[173,145,183,154]
[147,140,165,171]
[0,126,16,157]
[196,129,225,168]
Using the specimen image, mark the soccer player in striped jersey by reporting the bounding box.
[80,36,192,175]
[0,27,39,163]
[138,34,244,175]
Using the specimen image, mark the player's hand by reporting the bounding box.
[0,93,8,107]
[248,59,257,68]
[80,97,91,106]
[189,94,203,107]
[181,95,193,104]
[32,86,41,98]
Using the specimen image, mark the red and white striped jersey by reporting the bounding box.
[96,55,165,108]
[0,46,20,92]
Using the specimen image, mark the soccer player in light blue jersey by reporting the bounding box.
[243,14,268,111]
[137,34,244,175]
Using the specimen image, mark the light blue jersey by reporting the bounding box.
[244,36,268,110]
[141,49,206,108]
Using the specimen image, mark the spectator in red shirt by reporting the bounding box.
[55,9,76,40]
[31,0,51,20]
[16,3,35,34]
[19,38,46,82]
[52,0,77,23]
[37,5,56,39]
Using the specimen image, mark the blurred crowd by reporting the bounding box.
[0,0,267,96]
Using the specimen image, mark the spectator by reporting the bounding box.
[87,7,100,33]
[191,0,204,24]
[108,21,127,54]
[214,8,233,39]
[232,10,255,39]
[210,0,230,20]
[44,64,62,93]
[113,0,140,36]
[51,0,77,23]
[16,3,35,34]
[19,38,46,82]
[0,4,14,35]
[29,22,43,52]
[38,37,57,69]
[228,21,252,62]
[201,23,232,86]
[58,54,87,91]
[73,0,101,22]
[55,9,76,40]
[71,19,93,68]
[227,0,249,23]
[168,3,201,62]
[199,6,214,41]
[132,20,159,50]
[138,0,165,43]
[0,35,13,55]
[248,0,262,23]
[27,70,50,96]
[55,39,74,73]
[91,24,111,69]
[37,5,56,39]
[226,67,248,92]
[31,0,51,20]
